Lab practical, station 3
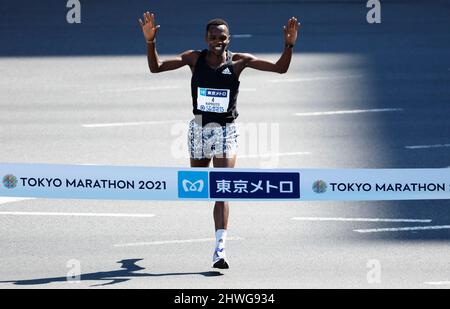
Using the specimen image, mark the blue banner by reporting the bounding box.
[209,172,300,199]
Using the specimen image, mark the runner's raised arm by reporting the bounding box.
[138,11,198,73]
[233,17,300,76]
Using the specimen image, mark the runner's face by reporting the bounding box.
[205,25,230,56]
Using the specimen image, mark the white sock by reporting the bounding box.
[215,229,227,250]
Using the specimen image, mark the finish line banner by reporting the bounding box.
[1,163,450,201]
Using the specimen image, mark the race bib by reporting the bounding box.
[197,87,230,113]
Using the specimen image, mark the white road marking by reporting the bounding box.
[291,217,432,223]
[114,237,244,248]
[424,281,450,286]
[239,151,310,158]
[294,108,403,117]
[232,34,253,38]
[0,211,155,218]
[354,225,450,233]
[270,74,363,83]
[405,143,450,150]
[82,120,183,128]
[0,197,33,205]
[81,85,181,94]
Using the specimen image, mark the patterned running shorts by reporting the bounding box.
[188,119,238,159]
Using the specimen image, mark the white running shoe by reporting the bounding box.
[212,247,229,269]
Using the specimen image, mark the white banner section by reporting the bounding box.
[1,163,449,201]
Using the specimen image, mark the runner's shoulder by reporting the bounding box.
[181,50,202,66]
[232,52,257,62]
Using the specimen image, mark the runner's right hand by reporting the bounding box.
[138,12,160,42]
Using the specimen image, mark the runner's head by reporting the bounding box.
[205,18,230,55]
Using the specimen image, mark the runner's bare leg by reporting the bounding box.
[212,155,236,230]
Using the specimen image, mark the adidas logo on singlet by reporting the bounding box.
[221,68,232,75]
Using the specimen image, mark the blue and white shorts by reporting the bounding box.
[188,119,238,159]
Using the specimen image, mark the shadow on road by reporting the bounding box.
[0,258,223,287]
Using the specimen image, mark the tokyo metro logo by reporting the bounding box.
[182,179,204,192]
[178,171,209,198]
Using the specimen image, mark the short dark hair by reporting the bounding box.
[205,18,229,33]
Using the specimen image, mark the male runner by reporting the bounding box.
[139,12,300,269]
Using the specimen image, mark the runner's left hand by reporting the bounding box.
[284,17,300,45]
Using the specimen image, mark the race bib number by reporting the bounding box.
[197,87,230,113]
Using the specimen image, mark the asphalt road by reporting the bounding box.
[0,0,449,289]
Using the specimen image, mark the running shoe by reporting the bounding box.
[212,247,229,269]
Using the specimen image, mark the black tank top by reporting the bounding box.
[191,49,240,126]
